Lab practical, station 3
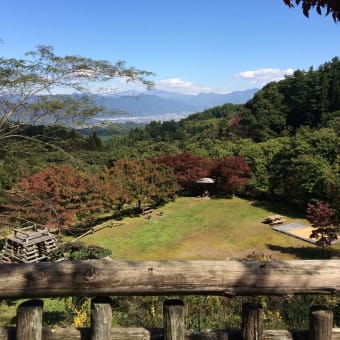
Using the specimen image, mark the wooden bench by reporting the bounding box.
[141,209,154,215]
[263,215,285,225]
[270,219,286,226]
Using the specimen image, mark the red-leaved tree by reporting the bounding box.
[109,159,179,211]
[306,201,338,253]
[5,165,103,231]
[154,152,213,194]
[210,156,251,196]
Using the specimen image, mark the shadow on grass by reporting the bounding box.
[266,243,340,259]
[252,200,304,219]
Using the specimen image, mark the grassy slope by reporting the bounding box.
[2,197,339,326]
[79,197,339,260]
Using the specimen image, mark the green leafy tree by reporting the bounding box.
[86,132,103,151]
[0,45,153,198]
[237,137,287,197]
[239,58,340,141]
[269,128,339,206]
[61,242,112,260]
[244,82,287,141]
[0,45,153,138]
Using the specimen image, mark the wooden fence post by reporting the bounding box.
[16,299,43,340]
[241,303,263,340]
[163,299,185,340]
[91,296,113,340]
[309,306,333,340]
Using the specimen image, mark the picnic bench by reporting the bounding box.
[270,219,286,226]
[262,215,286,226]
[141,208,154,215]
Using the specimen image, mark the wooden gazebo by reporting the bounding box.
[1,225,60,263]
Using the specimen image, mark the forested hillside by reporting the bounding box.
[0,57,339,233]
[127,57,340,144]
[241,57,340,141]
[112,58,339,211]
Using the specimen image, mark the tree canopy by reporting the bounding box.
[284,0,340,21]
[0,45,154,148]
[0,47,338,232]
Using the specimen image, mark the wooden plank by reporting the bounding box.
[16,300,43,340]
[0,326,15,340]
[163,299,185,340]
[91,297,113,340]
[141,209,154,215]
[241,303,263,340]
[43,327,151,340]
[0,260,340,298]
[71,222,126,243]
[309,306,333,340]
[0,327,339,340]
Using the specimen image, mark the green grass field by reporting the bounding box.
[78,196,340,260]
[1,197,339,327]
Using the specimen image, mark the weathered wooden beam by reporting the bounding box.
[43,327,151,340]
[0,327,340,340]
[16,299,43,340]
[163,299,185,340]
[91,297,113,340]
[241,303,263,340]
[309,306,333,340]
[0,260,340,298]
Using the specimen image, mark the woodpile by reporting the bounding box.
[0,225,60,263]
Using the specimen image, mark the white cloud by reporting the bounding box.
[155,78,213,95]
[86,77,214,95]
[236,68,295,85]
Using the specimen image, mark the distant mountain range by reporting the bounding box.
[90,88,259,123]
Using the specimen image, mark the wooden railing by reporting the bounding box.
[0,259,340,339]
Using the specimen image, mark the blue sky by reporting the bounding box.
[1,0,339,94]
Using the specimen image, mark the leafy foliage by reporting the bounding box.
[4,165,103,230]
[284,0,340,22]
[61,242,112,260]
[109,159,179,210]
[306,201,338,250]
[0,45,153,133]
[153,152,213,194]
[1,49,339,232]
[0,45,154,200]
[241,58,340,141]
[306,200,337,227]
[210,156,251,196]
[2,160,180,231]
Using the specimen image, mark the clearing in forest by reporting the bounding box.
[79,197,340,260]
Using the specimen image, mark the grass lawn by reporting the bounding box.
[77,196,340,260]
[1,197,339,327]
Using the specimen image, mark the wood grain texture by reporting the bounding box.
[163,299,185,340]
[16,300,43,340]
[1,327,340,340]
[0,259,339,298]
